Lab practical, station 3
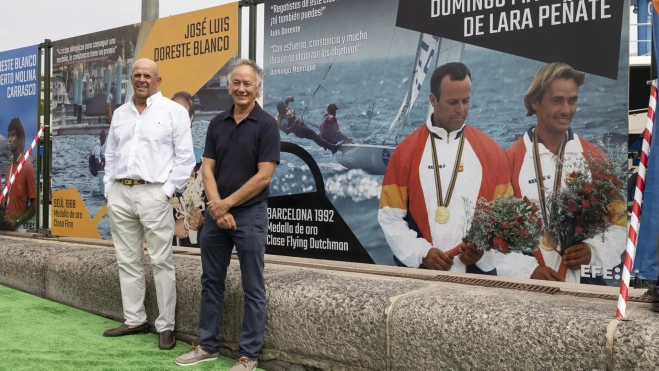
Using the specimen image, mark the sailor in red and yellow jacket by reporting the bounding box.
[500,62,626,284]
[378,62,512,274]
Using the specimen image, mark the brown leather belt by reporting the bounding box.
[117,178,148,186]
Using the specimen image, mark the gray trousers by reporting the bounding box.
[108,182,176,332]
[199,201,267,360]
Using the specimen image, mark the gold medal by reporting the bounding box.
[540,231,556,251]
[435,206,450,224]
[429,130,465,226]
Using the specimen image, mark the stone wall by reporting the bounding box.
[0,235,657,370]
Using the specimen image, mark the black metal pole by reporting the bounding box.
[238,2,243,59]
[249,1,257,61]
[42,39,53,235]
[36,45,42,231]
[242,0,262,61]
[141,0,159,22]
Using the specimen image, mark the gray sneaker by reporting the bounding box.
[175,345,219,366]
[230,357,258,371]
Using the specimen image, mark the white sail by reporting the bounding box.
[386,33,440,141]
[437,38,465,66]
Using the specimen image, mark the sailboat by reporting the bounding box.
[332,34,464,175]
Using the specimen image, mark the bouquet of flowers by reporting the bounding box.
[172,171,206,244]
[451,195,543,257]
[545,152,626,255]
[173,171,206,222]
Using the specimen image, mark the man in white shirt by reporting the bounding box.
[102,58,195,350]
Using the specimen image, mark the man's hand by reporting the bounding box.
[564,242,591,270]
[422,248,453,270]
[530,266,565,282]
[216,213,236,231]
[458,242,484,265]
[286,96,295,103]
[174,218,189,239]
[207,200,231,220]
[188,208,204,231]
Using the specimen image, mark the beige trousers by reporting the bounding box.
[108,182,176,332]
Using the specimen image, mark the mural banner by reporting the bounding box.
[51,2,239,244]
[263,0,630,284]
[0,45,39,233]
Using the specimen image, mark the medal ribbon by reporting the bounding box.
[532,127,567,228]
[532,128,569,279]
[429,129,465,210]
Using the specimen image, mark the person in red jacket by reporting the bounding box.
[378,62,512,274]
[319,103,353,145]
[502,62,626,284]
[276,96,342,154]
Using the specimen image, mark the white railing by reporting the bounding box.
[632,21,652,56]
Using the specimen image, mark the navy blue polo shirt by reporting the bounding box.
[202,102,280,209]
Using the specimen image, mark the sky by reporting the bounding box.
[0,0,237,52]
[0,2,638,57]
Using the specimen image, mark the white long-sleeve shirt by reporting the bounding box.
[103,92,195,198]
[499,128,626,283]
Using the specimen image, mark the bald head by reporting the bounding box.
[132,58,160,78]
[131,58,161,104]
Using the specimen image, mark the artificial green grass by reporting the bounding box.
[0,285,264,371]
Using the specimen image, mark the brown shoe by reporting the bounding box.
[159,330,176,350]
[103,323,148,337]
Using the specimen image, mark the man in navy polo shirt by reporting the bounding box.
[176,59,280,371]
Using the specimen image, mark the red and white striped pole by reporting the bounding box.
[0,125,45,205]
[616,81,658,319]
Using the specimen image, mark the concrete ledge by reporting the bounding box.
[612,305,659,370]
[0,237,90,297]
[262,270,430,371]
[0,236,658,371]
[10,231,648,301]
[390,285,611,370]
[45,248,124,320]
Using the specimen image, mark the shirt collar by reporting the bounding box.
[222,101,263,123]
[524,126,578,155]
[129,91,163,109]
[425,115,466,141]
[525,126,575,142]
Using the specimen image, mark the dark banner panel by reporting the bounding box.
[396,0,624,79]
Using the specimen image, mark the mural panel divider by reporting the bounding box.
[35,45,42,232]
[39,40,52,234]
